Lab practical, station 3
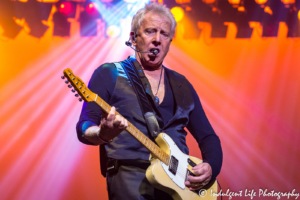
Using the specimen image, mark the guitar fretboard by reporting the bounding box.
[95,96,170,165]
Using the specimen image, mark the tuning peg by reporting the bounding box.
[68,85,72,88]
[61,76,65,79]
[79,98,82,102]
[75,94,79,97]
[71,89,75,93]
[65,80,69,84]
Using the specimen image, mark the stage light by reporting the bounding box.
[85,2,101,19]
[211,6,222,14]
[238,6,245,12]
[229,0,245,12]
[228,0,241,5]
[175,0,191,3]
[37,0,60,2]
[53,1,76,37]
[281,0,295,4]
[202,0,216,4]
[298,10,300,20]
[86,2,96,12]
[255,0,268,4]
[264,6,273,15]
[106,25,121,38]
[171,7,184,22]
[59,2,75,16]
[124,0,138,3]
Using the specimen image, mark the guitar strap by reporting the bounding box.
[114,60,160,139]
[100,59,160,178]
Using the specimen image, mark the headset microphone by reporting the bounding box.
[150,49,159,55]
[125,40,159,55]
[125,41,132,46]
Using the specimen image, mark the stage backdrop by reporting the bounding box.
[0,1,300,200]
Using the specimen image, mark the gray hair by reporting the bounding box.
[131,3,177,38]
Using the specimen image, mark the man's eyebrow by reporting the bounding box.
[161,29,170,34]
[145,28,157,32]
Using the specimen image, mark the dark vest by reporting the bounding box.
[104,57,195,160]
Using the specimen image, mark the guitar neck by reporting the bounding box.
[94,95,170,165]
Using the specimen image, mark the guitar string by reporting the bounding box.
[165,159,186,177]
[178,165,202,184]
[165,161,185,179]
[177,166,186,176]
[176,171,185,178]
[170,163,198,180]
[169,164,187,179]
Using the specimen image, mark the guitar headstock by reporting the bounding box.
[62,68,96,102]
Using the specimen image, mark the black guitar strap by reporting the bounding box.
[114,59,160,139]
[100,58,160,178]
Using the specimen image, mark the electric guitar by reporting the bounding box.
[62,68,218,200]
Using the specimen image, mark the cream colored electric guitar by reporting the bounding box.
[62,68,218,200]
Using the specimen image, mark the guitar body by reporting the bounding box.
[146,133,217,200]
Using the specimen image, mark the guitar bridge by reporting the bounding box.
[168,155,178,175]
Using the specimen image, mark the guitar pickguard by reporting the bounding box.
[160,134,190,190]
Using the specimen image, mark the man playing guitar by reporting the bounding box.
[76,3,222,200]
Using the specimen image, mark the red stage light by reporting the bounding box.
[86,2,99,16]
[59,2,75,16]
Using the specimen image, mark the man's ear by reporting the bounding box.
[130,31,136,45]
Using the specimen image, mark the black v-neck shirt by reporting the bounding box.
[155,69,175,127]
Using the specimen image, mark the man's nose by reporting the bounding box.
[153,32,161,45]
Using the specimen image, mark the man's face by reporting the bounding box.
[133,12,172,69]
